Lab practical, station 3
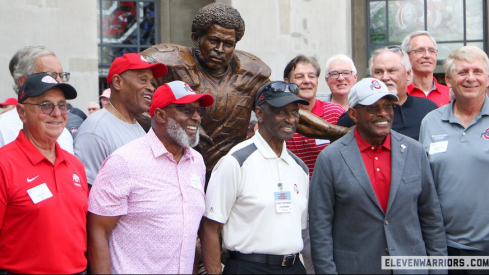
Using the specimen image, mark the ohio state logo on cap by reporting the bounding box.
[370,80,382,90]
[42,75,57,84]
[183,83,195,94]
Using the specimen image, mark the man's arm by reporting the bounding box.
[298,109,351,140]
[200,217,224,275]
[87,213,121,274]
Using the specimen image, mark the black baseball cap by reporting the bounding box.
[255,81,309,108]
[18,73,77,103]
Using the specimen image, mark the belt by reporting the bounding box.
[228,251,298,266]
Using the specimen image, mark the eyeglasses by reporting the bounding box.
[27,72,70,82]
[327,70,354,79]
[23,102,68,114]
[264,81,300,95]
[356,103,395,114]
[172,104,206,117]
[410,48,438,55]
[387,46,404,56]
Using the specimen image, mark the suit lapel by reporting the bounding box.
[340,131,384,213]
[385,131,406,215]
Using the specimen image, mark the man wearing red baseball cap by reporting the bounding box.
[0,98,17,114]
[74,53,168,188]
[87,81,214,274]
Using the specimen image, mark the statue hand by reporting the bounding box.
[297,109,351,141]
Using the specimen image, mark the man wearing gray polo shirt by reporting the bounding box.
[419,46,489,264]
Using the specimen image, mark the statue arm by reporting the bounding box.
[297,109,352,141]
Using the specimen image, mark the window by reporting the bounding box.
[367,0,487,62]
[97,0,159,91]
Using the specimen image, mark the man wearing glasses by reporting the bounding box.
[0,73,89,274]
[309,78,447,274]
[338,46,438,140]
[87,81,214,274]
[201,81,310,274]
[324,54,358,110]
[402,31,450,107]
[74,53,167,188]
[0,46,74,153]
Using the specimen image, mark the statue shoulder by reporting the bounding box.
[141,43,196,67]
[233,50,271,78]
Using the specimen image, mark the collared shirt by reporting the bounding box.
[88,128,206,274]
[205,131,309,255]
[0,131,88,274]
[408,77,450,107]
[286,99,345,179]
[0,108,74,153]
[354,128,392,213]
[419,95,489,251]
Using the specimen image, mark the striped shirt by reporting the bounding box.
[286,99,345,179]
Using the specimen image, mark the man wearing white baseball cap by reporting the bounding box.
[87,81,214,274]
[309,78,447,274]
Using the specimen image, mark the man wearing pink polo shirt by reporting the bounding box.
[87,81,214,274]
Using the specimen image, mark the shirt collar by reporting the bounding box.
[15,130,67,166]
[252,130,294,164]
[147,128,194,162]
[442,95,489,122]
[354,127,391,152]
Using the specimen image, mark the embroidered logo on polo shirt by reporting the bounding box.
[73,174,81,187]
[482,128,489,140]
[27,175,39,182]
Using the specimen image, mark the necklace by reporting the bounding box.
[108,101,142,139]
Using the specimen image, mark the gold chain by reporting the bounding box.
[108,101,141,139]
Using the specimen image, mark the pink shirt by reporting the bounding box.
[88,129,206,274]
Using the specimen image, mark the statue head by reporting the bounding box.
[191,3,245,75]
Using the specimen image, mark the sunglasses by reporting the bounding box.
[171,104,206,117]
[23,102,69,115]
[264,81,300,95]
[386,45,404,56]
[27,72,71,82]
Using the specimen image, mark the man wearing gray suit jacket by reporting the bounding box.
[309,78,447,274]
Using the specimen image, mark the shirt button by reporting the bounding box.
[375,157,378,160]
[385,220,389,225]
[376,168,380,172]
[371,146,375,150]
[463,132,466,135]
[386,247,389,253]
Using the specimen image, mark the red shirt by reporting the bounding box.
[286,99,345,179]
[0,131,88,274]
[407,77,450,107]
[354,128,391,213]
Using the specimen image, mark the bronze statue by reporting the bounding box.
[141,2,347,180]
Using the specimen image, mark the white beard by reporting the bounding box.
[166,117,199,148]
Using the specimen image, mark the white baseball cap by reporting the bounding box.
[348,78,398,108]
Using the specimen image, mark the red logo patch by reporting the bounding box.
[20,91,25,99]
[370,80,382,90]
[258,93,265,102]
[483,128,489,140]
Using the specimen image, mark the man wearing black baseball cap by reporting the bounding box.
[0,73,89,274]
[201,81,310,274]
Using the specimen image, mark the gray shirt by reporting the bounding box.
[419,95,489,251]
[74,108,145,184]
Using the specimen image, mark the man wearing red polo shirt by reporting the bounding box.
[0,73,88,274]
[402,31,450,107]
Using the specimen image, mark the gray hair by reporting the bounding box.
[401,31,438,53]
[369,47,412,76]
[444,46,489,77]
[9,46,56,94]
[324,54,357,75]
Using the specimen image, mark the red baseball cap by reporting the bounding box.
[149,81,214,117]
[106,53,168,85]
[0,97,18,107]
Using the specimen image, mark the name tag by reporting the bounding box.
[315,139,330,146]
[429,140,448,154]
[274,191,292,213]
[27,183,53,204]
[190,174,202,189]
